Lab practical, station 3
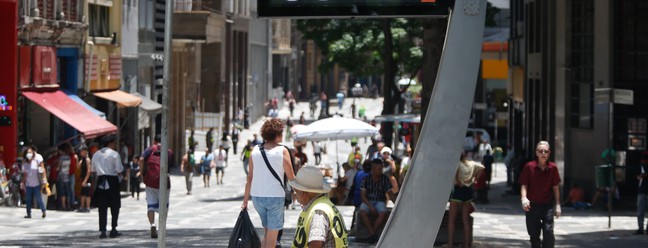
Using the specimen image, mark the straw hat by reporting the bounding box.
[289,166,331,194]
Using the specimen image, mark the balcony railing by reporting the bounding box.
[174,0,222,13]
[19,0,81,22]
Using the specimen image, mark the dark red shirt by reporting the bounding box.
[519,160,561,204]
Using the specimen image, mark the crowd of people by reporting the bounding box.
[15,93,648,248]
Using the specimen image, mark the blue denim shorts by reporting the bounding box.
[252,196,285,230]
[360,201,388,213]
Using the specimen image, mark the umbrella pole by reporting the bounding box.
[336,140,340,179]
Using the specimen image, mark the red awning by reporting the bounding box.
[22,90,117,138]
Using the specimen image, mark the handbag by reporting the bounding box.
[259,144,293,206]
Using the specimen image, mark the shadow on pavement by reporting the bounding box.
[0,228,378,247]
[199,196,244,202]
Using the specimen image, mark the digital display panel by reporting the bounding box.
[258,0,452,18]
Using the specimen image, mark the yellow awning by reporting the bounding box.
[93,90,142,108]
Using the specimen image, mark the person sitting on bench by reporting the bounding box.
[359,159,399,243]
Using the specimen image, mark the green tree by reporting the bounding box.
[296,18,424,147]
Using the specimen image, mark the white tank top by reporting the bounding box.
[250,145,287,197]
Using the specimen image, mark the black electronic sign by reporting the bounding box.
[258,0,453,18]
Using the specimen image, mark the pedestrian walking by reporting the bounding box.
[181,149,195,195]
[206,128,215,151]
[231,126,240,155]
[242,118,296,248]
[336,92,345,109]
[241,140,253,175]
[127,155,141,200]
[299,112,306,125]
[312,141,322,165]
[77,146,93,212]
[56,143,75,211]
[140,135,174,239]
[200,148,214,187]
[634,150,648,235]
[252,133,262,146]
[447,151,484,248]
[214,145,227,185]
[188,130,198,151]
[91,134,124,238]
[220,133,232,162]
[520,141,561,248]
[20,147,47,219]
[289,166,349,247]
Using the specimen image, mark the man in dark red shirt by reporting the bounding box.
[520,141,561,248]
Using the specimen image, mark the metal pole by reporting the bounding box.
[86,41,94,93]
[494,116,497,177]
[159,0,174,246]
[608,101,614,228]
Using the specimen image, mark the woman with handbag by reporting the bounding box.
[20,147,47,218]
[242,118,296,248]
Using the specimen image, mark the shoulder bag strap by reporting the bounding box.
[259,144,285,188]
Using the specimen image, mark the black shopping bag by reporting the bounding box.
[228,210,261,248]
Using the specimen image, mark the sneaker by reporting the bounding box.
[275,241,282,248]
[633,229,644,235]
[24,215,31,219]
[109,230,122,238]
[99,232,107,239]
[151,226,158,238]
[42,212,46,218]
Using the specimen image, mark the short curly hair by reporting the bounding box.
[261,118,284,142]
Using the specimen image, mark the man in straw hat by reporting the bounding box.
[290,166,349,248]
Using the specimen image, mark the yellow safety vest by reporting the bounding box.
[292,196,349,248]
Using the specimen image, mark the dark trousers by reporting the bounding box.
[98,205,120,232]
[130,177,140,197]
[525,202,555,248]
[94,176,121,232]
[314,153,321,165]
[232,141,238,154]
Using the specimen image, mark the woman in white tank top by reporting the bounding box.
[242,118,296,248]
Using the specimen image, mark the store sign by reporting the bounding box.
[613,89,633,105]
[594,88,633,105]
[0,95,12,111]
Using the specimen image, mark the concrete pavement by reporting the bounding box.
[1,97,647,247]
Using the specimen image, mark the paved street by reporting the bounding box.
[1,98,648,247]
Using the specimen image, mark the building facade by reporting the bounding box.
[15,0,118,155]
[509,0,648,200]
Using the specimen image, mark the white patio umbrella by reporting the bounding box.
[293,116,379,165]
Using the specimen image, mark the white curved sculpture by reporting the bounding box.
[378,0,487,247]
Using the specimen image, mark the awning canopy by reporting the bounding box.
[132,93,162,114]
[93,90,142,108]
[64,91,106,119]
[22,90,117,138]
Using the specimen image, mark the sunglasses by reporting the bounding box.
[537,149,550,154]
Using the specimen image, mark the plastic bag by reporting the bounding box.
[228,210,261,248]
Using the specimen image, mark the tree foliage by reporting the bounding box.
[296,18,423,79]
